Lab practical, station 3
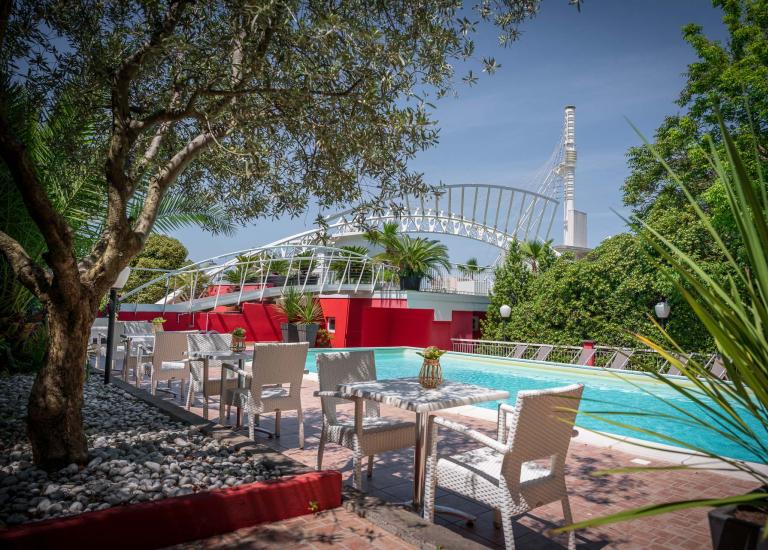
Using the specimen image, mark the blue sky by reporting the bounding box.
[171,0,728,265]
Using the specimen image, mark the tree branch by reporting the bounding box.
[0,230,50,298]
[105,0,191,220]
[132,128,227,238]
[0,0,11,49]
[201,78,364,99]
[0,113,78,280]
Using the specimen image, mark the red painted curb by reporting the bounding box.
[0,470,342,550]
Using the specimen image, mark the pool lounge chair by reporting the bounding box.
[606,349,634,370]
[532,345,553,362]
[508,344,528,359]
[423,383,584,550]
[573,347,596,366]
[705,354,728,380]
[665,354,689,376]
[314,350,416,490]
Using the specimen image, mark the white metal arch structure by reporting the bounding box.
[267,106,579,251]
[119,244,398,313]
[267,184,560,252]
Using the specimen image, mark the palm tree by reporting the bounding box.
[389,235,450,290]
[365,221,400,260]
[457,257,487,277]
[519,239,552,275]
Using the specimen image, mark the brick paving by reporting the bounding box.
[148,372,758,549]
[169,507,417,550]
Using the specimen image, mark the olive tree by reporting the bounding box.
[0,0,557,468]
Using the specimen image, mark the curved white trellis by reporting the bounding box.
[121,106,579,310]
[268,184,559,251]
[120,244,398,313]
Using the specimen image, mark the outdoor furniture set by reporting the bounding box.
[93,325,585,549]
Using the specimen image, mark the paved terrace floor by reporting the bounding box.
[144,371,757,550]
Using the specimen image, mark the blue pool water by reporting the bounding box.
[306,347,767,462]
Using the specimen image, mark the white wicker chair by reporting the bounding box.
[120,322,154,385]
[423,384,584,550]
[149,331,189,397]
[225,342,308,446]
[184,333,238,419]
[315,350,416,490]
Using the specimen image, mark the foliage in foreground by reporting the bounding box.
[558,120,768,534]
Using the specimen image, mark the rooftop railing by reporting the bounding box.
[419,264,494,296]
[451,338,714,374]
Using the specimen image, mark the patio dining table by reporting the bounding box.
[336,377,509,513]
[184,350,251,426]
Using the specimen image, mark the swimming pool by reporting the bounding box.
[306,347,766,462]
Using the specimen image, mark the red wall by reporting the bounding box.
[120,296,478,351]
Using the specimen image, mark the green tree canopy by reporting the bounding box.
[122,235,189,304]
[623,0,767,221]
[482,233,714,351]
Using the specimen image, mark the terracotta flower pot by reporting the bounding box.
[419,358,443,389]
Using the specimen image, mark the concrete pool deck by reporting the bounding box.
[153,371,760,549]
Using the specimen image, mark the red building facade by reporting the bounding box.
[119,292,486,350]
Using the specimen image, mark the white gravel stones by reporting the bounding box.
[0,375,281,527]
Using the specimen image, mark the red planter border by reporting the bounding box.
[0,470,341,550]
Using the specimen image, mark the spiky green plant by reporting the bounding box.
[557,119,768,534]
[223,256,260,287]
[296,295,324,325]
[274,287,304,324]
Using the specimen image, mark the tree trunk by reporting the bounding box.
[26,300,94,471]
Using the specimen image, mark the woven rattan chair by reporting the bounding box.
[424,384,584,550]
[149,331,190,397]
[121,322,154,385]
[184,333,238,419]
[225,342,308,446]
[315,350,416,490]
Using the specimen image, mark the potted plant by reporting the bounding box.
[295,295,323,345]
[392,236,450,291]
[315,327,332,348]
[365,223,450,291]
[231,327,246,352]
[416,346,446,389]
[555,123,768,547]
[274,288,303,342]
[151,317,166,334]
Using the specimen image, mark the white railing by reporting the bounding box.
[119,245,398,312]
[419,264,494,296]
[451,338,714,373]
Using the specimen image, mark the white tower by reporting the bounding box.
[561,105,587,249]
